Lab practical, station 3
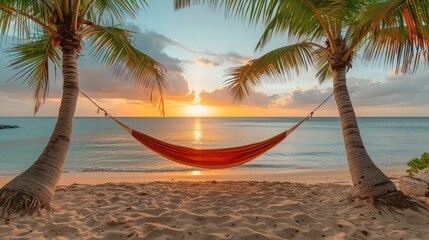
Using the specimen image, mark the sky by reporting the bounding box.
[0,1,428,117]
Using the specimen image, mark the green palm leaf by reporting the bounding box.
[0,0,53,21]
[0,1,55,42]
[84,25,167,115]
[362,26,423,74]
[82,0,149,23]
[7,35,62,112]
[175,0,362,53]
[225,43,315,100]
[174,0,273,25]
[345,0,429,73]
[255,0,343,50]
[314,48,332,84]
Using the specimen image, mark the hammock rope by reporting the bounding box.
[78,89,333,169]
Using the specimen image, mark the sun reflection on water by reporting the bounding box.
[193,119,202,143]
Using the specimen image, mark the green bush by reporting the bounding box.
[406,152,429,176]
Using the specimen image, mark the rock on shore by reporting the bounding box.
[399,169,429,206]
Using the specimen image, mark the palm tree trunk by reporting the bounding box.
[0,46,79,217]
[332,65,398,197]
[332,66,423,211]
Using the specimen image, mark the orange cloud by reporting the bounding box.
[194,57,222,67]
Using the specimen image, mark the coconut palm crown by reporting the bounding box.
[175,0,429,210]
[0,0,167,217]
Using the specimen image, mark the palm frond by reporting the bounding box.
[255,0,346,50]
[175,0,360,52]
[314,48,332,84]
[225,43,315,101]
[84,25,167,115]
[254,5,319,49]
[362,26,426,74]
[0,7,13,38]
[82,0,149,24]
[7,35,62,113]
[0,1,57,42]
[0,0,53,21]
[346,0,429,73]
[174,0,274,26]
[174,0,209,9]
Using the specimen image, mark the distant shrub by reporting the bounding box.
[406,152,429,176]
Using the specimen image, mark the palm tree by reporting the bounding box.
[175,0,429,209]
[0,0,167,217]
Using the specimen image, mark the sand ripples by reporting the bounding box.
[1,181,429,239]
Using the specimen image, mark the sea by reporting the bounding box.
[0,117,428,175]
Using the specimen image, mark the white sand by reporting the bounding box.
[1,167,428,239]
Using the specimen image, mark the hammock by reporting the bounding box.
[111,117,306,169]
[79,90,333,169]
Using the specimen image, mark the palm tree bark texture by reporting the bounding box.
[331,60,396,196]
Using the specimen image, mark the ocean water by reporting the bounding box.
[0,117,428,174]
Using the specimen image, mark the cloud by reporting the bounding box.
[198,70,429,112]
[124,27,251,67]
[128,28,200,56]
[189,52,249,68]
[200,88,275,106]
[194,51,251,67]
[122,27,193,100]
[217,52,251,65]
[77,26,195,102]
[272,86,333,108]
[272,72,429,109]
[78,65,195,103]
[0,56,63,107]
[347,73,429,107]
[194,57,222,67]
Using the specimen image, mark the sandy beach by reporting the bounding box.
[1,167,429,239]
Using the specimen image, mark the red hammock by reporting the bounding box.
[112,117,306,169]
[79,89,332,169]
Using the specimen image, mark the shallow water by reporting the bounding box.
[0,117,428,174]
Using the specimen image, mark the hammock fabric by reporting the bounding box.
[112,117,306,169]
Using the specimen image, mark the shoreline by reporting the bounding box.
[0,166,407,186]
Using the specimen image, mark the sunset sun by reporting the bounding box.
[185,104,210,117]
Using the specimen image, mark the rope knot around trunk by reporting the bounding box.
[329,55,348,70]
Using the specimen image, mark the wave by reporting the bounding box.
[64,167,202,173]
[237,163,292,169]
[66,164,302,173]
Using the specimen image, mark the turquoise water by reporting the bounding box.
[0,117,428,174]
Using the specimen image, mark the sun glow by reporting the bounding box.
[191,171,202,176]
[185,104,210,117]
